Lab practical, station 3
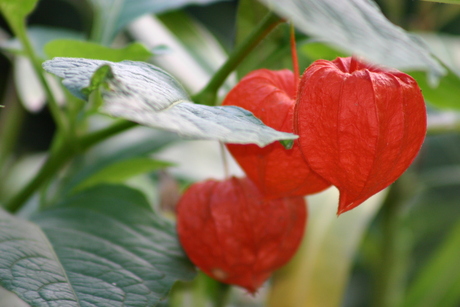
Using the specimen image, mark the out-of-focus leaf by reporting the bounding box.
[259,0,445,82]
[300,40,348,61]
[421,0,460,4]
[89,0,225,44]
[43,57,297,146]
[408,33,460,110]
[403,219,460,307]
[411,70,460,110]
[72,157,172,193]
[268,188,386,307]
[45,40,153,61]
[0,26,84,59]
[0,0,38,33]
[409,134,460,243]
[62,130,178,195]
[157,11,229,84]
[417,33,460,75]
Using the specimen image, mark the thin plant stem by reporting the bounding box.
[192,12,283,106]
[4,120,137,213]
[212,283,231,307]
[219,142,230,180]
[16,23,68,134]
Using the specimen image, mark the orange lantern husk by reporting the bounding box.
[223,69,330,199]
[295,57,427,214]
[176,177,307,293]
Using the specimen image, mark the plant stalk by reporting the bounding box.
[192,12,283,106]
[4,120,137,213]
[16,22,67,134]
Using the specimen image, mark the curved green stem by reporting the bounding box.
[192,12,283,106]
[16,22,68,134]
[4,120,137,213]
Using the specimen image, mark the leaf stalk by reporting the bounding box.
[192,12,283,106]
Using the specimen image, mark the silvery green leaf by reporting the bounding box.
[43,57,297,147]
[260,0,445,83]
[0,185,195,307]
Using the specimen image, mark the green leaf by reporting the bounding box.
[259,0,445,82]
[45,40,153,62]
[403,219,460,307]
[411,70,460,110]
[408,32,460,110]
[0,0,38,33]
[61,131,178,197]
[300,40,349,61]
[72,157,173,193]
[0,208,78,306]
[279,139,294,150]
[0,185,195,307]
[0,26,84,59]
[157,10,229,83]
[89,0,225,44]
[43,57,297,146]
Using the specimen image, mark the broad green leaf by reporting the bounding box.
[0,186,195,307]
[43,57,297,146]
[89,0,224,44]
[1,185,196,307]
[259,0,445,82]
[0,0,38,33]
[403,219,460,307]
[45,40,153,62]
[411,70,460,110]
[0,208,79,306]
[268,188,386,307]
[72,157,172,193]
[408,32,460,110]
[300,40,348,61]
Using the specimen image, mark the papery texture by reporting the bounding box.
[295,57,426,214]
[223,69,330,199]
[176,177,307,293]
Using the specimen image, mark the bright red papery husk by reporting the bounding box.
[176,177,307,293]
[295,57,427,214]
[223,69,330,199]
